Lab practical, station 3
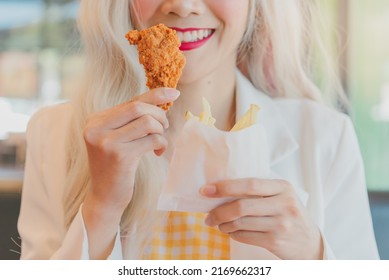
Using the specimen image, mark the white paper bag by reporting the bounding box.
[157,119,271,213]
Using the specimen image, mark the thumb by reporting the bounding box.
[133,88,180,107]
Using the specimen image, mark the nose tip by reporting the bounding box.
[161,0,203,18]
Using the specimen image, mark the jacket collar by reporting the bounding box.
[235,70,299,166]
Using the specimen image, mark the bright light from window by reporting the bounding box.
[0,98,30,140]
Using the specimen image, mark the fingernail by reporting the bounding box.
[200,184,217,196]
[163,88,180,99]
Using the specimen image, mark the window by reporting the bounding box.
[0,0,82,168]
[349,0,389,191]
[318,0,389,191]
[0,0,82,138]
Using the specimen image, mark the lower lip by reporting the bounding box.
[179,32,214,51]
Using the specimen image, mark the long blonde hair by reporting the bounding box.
[64,0,344,259]
[238,0,344,104]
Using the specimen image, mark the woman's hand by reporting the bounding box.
[81,88,179,259]
[200,178,323,260]
[83,88,180,210]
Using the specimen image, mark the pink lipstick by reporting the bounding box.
[171,27,215,51]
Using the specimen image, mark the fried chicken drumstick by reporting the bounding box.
[126,24,186,111]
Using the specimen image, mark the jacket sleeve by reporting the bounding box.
[18,107,123,259]
[321,116,379,259]
[51,205,123,260]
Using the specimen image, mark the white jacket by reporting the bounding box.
[18,72,380,259]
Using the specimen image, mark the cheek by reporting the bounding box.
[216,1,245,16]
[211,1,250,32]
[132,0,161,26]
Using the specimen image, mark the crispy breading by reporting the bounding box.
[126,24,186,111]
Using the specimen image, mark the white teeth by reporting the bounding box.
[184,32,192,42]
[177,32,184,42]
[176,29,213,43]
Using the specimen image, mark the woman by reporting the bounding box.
[18,0,379,260]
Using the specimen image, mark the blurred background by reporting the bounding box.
[0,0,388,259]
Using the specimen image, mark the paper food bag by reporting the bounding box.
[157,118,271,213]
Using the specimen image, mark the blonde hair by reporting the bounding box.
[239,0,344,104]
[63,0,166,258]
[64,0,344,259]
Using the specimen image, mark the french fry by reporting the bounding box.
[230,104,260,131]
[185,111,198,121]
[185,97,216,127]
[200,97,216,126]
[185,97,259,130]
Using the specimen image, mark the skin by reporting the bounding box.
[82,88,179,259]
[82,0,323,260]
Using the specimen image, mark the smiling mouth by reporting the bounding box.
[171,28,215,51]
[175,29,214,43]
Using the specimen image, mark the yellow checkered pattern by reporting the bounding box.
[142,212,230,260]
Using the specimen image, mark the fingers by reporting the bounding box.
[200,178,322,259]
[85,102,167,135]
[88,88,180,130]
[228,226,323,260]
[132,87,180,106]
[200,178,290,198]
[86,116,168,160]
[218,216,275,233]
[130,133,168,157]
[110,114,165,143]
[229,231,275,249]
[205,196,281,227]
